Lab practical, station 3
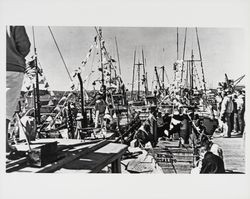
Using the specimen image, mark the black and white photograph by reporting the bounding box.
[4,26,247,174]
[0,0,249,199]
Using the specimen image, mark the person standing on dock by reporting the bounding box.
[232,90,245,136]
[6,26,31,153]
[220,90,234,138]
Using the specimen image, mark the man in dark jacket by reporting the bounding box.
[6,26,31,153]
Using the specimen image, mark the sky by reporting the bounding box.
[24,26,247,91]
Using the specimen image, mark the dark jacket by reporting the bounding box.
[6,26,31,72]
[200,152,225,174]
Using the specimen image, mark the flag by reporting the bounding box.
[39,79,45,84]
[45,82,49,88]
[28,59,36,69]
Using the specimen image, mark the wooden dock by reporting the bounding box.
[212,135,245,173]
[154,134,245,174]
[153,139,195,174]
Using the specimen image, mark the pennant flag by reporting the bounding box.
[28,59,36,69]
[39,79,45,84]
[45,82,49,88]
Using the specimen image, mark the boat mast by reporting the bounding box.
[109,55,112,87]
[161,65,165,90]
[142,49,148,95]
[96,27,105,86]
[144,58,148,95]
[115,37,122,76]
[137,59,141,101]
[181,28,187,83]
[32,26,41,125]
[77,73,87,128]
[190,50,194,91]
[155,66,162,91]
[195,27,206,94]
[177,27,179,60]
[131,50,136,99]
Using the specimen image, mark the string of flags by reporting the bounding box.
[23,57,50,91]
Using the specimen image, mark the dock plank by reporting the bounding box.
[211,136,245,173]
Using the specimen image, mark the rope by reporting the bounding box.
[48,26,73,82]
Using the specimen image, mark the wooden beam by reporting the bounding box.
[36,140,109,173]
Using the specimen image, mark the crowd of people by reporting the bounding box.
[215,88,245,138]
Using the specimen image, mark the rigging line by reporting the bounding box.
[48,26,73,82]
